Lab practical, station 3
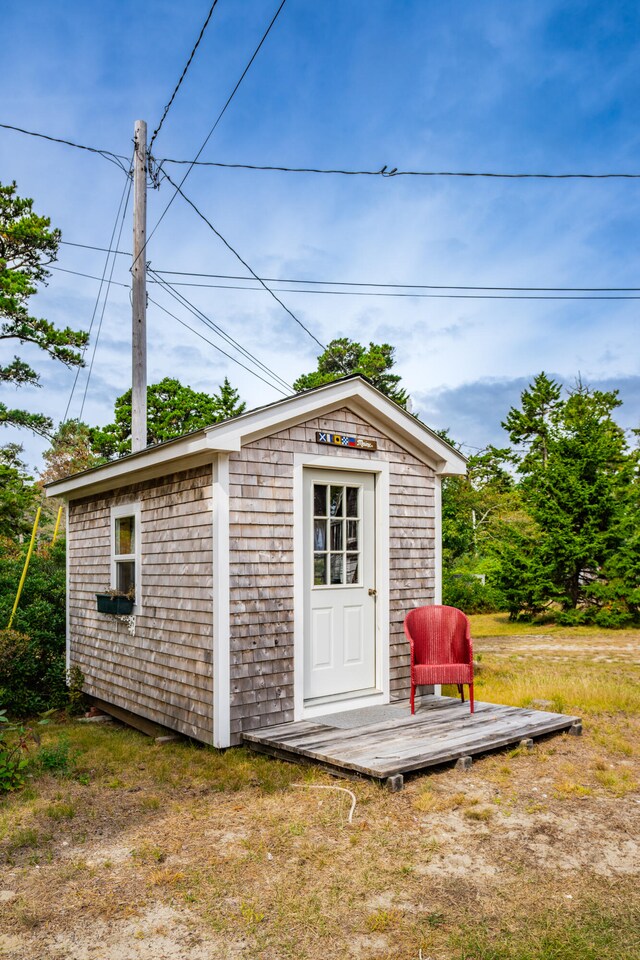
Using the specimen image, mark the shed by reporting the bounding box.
[46,375,466,747]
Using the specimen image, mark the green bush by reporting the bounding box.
[0,537,68,716]
[443,571,505,614]
[36,735,78,776]
[0,710,32,793]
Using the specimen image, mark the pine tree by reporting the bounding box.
[1,181,88,437]
[293,338,409,407]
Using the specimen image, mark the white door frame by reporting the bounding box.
[293,453,390,721]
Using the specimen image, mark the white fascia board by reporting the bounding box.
[45,434,215,499]
[46,377,466,500]
[204,378,467,475]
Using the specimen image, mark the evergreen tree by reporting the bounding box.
[40,419,103,484]
[0,444,38,538]
[293,338,409,407]
[497,376,636,619]
[1,181,88,437]
[90,377,246,459]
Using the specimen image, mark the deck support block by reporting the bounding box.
[386,774,404,792]
[519,738,534,750]
[455,756,473,771]
[569,722,583,736]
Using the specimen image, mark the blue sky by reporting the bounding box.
[2,0,639,469]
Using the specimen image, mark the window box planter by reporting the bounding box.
[96,593,134,615]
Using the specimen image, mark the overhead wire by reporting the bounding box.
[148,267,293,392]
[155,157,640,180]
[162,170,335,353]
[62,164,133,423]
[4,120,639,181]
[59,240,640,293]
[79,178,133,420]
[147,0,220,154]
[51,263,640,301]
[148,292,290,395]
[142,0,287,259]
[0,121,130,173]
[53,264,293,395]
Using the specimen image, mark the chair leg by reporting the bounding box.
[457,683,465,704]
[410,683,415,715]
[469,683,474,714]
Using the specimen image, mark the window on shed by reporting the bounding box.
[112,508,138,598]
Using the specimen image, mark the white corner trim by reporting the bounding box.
[433,475,443,699]
[212,455,231,748]
[65,501,70,678]
[292,453,391,721]
[434,475,442,605]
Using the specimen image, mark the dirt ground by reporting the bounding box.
[1,629,639,959]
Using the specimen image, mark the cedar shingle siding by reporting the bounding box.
[228,407,435,742]
[67,408,435,745]
[68,466,213,741]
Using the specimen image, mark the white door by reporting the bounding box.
[303,469,377,703]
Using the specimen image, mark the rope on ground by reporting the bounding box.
[291,783,357,824]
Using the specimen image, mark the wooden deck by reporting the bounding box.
[243,697,581,787]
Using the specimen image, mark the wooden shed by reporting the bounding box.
[46,375,466,747]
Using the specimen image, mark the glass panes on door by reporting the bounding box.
[313,482,360,586]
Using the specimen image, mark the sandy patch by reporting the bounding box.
[26,904,243,960]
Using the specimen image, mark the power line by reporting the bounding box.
[148,268,293,392]
[60,239,131,257]
[156,158,640,180]
[62,168,133,422]
[154,270,640,294]
[60,239,640,293]
[4,120,639,182]
[162,170,331,349]
[51,265,129,287]
[51,264,640,301]
[142,0,287,259]
[79,178,133,420]
[147,280,640,300]
[0,121,130,173]
[148,292,290,395]
[52,265,293,390]
[148,0,220,154]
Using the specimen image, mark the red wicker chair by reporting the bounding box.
[404,605,474,714]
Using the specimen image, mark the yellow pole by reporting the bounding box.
[51,504,64,546]
[8,507,41,630]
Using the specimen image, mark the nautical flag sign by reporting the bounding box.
[316,431,377,451]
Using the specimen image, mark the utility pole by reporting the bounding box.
[131,119,147,453]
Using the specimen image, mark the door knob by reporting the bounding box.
[368,588,377,597]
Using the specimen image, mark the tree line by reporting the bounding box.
[2,178,639,643]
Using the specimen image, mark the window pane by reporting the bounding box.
[314,519,327,551]
[330,486,344,517]
[116,560,135,595]
[346,519,359,551]
[330,554,343,584]
[330,519,343,551]
[115,516,135,555]
[346,487,359,517]
[346,554,359,584]
[314,484,327,517]
[314,554,327,586]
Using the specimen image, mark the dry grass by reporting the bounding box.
[0,626,639,959]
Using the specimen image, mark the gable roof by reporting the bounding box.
[45,375,467,499]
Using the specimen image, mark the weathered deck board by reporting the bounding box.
[243,698,580,780]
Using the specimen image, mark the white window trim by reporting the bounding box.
[293,452,390,722]
[110,502,141,612]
